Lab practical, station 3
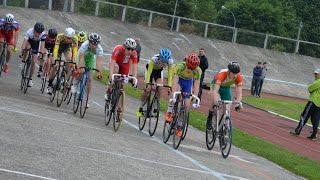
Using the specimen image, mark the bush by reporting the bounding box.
[152,16,169,30]
[179,23,195,33]
[271,43,286,52]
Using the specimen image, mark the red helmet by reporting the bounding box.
[185,53,200,70]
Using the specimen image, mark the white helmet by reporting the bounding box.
[5,13,14,23]
[64,27,75,38]
[123,38,137,49]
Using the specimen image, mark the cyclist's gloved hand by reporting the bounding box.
[192,102,200,109]
[167,87,172,95]
[97,72,103,80]
[235,102,243,112]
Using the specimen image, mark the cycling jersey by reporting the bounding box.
[24,28,46,42]
[214,69,243,87]
[53,33,78,61]
[175,61,202,80]
[0,19,19,45]
[76,40,103,69]
[43,33,56,53]
[145,54,174,87]
[111,45,138,75]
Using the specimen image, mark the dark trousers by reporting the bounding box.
[251,77,261,96]
[258,79,264,96]
[198,73,205,100]
[295,101,320,136]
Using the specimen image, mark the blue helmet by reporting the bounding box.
[159,48,171,62]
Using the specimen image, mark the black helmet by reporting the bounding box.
[88,33,101,45]
[34,22,44,33]
[228,61,240,73]
[48,29,57,38]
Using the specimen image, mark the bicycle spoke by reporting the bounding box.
[173,109,186,149]
[148,97,160,136]
[219,116,232,158]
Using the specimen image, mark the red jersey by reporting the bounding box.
[111,45,138,75]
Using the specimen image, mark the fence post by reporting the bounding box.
[25,0,29,8]
[70,0,74,12]
[3,0,7,7]
[175,17,180,32]
[48,0,52,10]
[148,12,153,27]
[121,6,126,22]
[95,1,100,16]
[264,34,268,49]
[233,28,237,43]
[204,23,208,38]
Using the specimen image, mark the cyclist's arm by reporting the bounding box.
[53,43,59,60]
[21,38,27,52]
[235,85,243,102]
[96,55,103,74]
[308,80,320,93]
[13,30,19,48]
[145,61,155,84]
[39,41,46,56]
[167,64,173,87]
[193,79,200,97]
[212,83,220,105]
[72,45,78,62]
[171,74,179,94]
[131,62,138,79]
[78,51,85,68]
[109,59,116,82]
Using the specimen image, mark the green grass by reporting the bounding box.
[95,70,320,180]
[243,96,310,125]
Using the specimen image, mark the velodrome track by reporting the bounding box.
[0,54,303,179]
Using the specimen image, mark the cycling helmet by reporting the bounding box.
[5,13,14,23]
[159,48,171,62]
[123,38,136,49]
[77,31,86,43]
[34,22,44,33]
[88,33,101,45]
[64,27,75,38]
[185,52,200,70]
[227,61,241,73]
[48,29,58,38]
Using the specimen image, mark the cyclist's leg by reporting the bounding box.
[86,54,96,107]
[155,70,164,99]
[5,34,14,64]
[64,48,72,72]
[207,80,222,129]
[165,75,179,122]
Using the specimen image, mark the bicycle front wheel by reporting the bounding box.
[113,91,124,132]
[64,69,75,105]
[206,111,217,150]
[40,62,49,93]
[148,97,160,136]
[72,79,82,114]
[23,61,32,94]
[104,98,112,126]
[173,109,186,149]
[0,50,6,78]
[56,71,66,107]
[138,98,148,131]
[79,79,89,118]
[20,62,28,91]
[219,116,232,158]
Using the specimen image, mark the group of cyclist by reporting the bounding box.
[0,13,244,139]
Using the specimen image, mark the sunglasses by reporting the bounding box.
[90,42,99,46]
[126,47,134,51]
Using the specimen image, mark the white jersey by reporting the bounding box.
[79,40,103,56]
[150,54,173,69]
[24,28,45,41]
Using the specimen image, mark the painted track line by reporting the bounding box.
[0,168,56,180]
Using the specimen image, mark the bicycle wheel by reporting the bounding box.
[148,97,160,136]
[40,62,48,93]
[206,111,217,150]
[113,91,124,132]
[79,77,89,118]
[138,98,148,131]
[0,49,5,78]
[20,62,27,91]
[56,71,66,107]
[173,109,186,149]
[72,77,82,114]
[219,116,232,158]
[23,61,32,94]
[104,98,112,126]
[64,68,74,105]
[181,111,189,140]
[163,103,178,143]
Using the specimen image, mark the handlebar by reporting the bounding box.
[171,91,201,108]
[218,100,242,106]
[79,66,99,72]
[111,74,138,87]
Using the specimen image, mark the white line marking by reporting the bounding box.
[93,101,248,180]
[0,168,56,180]
[208,39,217,49]
[179,34,192,44]
[172,42,181,51]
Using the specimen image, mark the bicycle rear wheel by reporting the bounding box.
[138,98,148,131]
[206,112,217,150]
[56,71,66,107]
[50,73,59,103]
[0,50,6,78]
[23,61,32,94]
[148,97,160,136]
[219,116,232,158]
[20,62,28,91]
[181,112,189,140]
[79,78,89,118]
[113,91,124,132]
[173,109,186,149]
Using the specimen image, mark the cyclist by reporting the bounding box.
[20,22,46,87]
[71,33,103,107]
[47,27,78,94]
[37,28,58,77]
[76,31,87,48]
[136,48,174,117]
[0,13,20,73]
[206,61,243,130]
[106,38,138,92]
[165,52,202,137]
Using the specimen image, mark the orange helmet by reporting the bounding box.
[185,53,200,70]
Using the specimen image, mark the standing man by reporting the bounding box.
[135,38,142,62]
[258,62,268,97]
[251,62,262,96]
[290,68,320,141]
[198,48,208,100]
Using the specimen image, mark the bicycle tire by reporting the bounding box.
[23,61,32,94]
[20,62,27,91]
[219,116,232,158]
[181,112,189,140]
[0,48,6,78]
[64,68,74,104]
[138,98,148,131]
[163,101,179,143]
[79,76,89,118]
[206,111,217,150]
[113,91,124,132]
[40,62,48,93]
[173,109,186,149]
[104,98,112,126]
[148,97,160,136]
[72,77,82,114]
[56,70,66,107]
